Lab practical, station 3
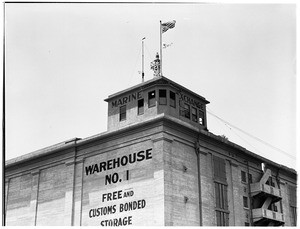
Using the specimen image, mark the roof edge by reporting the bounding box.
[6,114,296,175]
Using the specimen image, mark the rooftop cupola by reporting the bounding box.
[104,76,209,132]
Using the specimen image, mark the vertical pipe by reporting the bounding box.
[195,134,203,225]
[246,160,253,225]
[71,141,78,226]
[275,169,283,214]
[229,163,236,225]
[80,158,85,226]
[34,170,41,226]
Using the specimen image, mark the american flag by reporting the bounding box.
[161,20,176,33]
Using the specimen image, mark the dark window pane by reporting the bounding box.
[290,206,297,226]
[138,99,144,115]
[192,107,197,122]
[184,103,190,119]
[224,185,228,210]
[215,182,228,211]
[289,185,297,207]
[170,91,176,107]
[243,196,248,208]
[213,155,226,182]
[159,89,167,105]
[216,211,221,226]
[199,110,204,125]
[241,171,247,182]
[120,105,126,121]
[148,90,156,107]
[215,183,220,208]
[216,211,229,226]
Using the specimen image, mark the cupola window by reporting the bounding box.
[170,91,176,107]
[192,107,197,122]
[148,90,156,107]
[184,103,190,119]
[199,110,204,125]
[138,99,144,115]
[119,105,126,121]
[159,89,167,105]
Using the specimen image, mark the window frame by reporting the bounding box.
[170,91,176,108]
[119,105,126,121]
[184,103,190,119]
[199,110,204,125]
[137,99,144,115]
[159,89,167,105]
[243,196,249,208]
[241,171,247,183]
[148,90,156,108]
[191,107,197,122]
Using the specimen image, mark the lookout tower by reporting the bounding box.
[104,76,210,132]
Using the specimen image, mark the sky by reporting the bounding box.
[5,2,297,169]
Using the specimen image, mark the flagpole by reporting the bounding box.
[160,20,162,76]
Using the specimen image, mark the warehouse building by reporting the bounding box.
[5,75,297,226]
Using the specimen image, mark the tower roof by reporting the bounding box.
[104,76,210,104]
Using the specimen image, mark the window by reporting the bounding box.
[184,103,190,119]
[243,196,249,208]
[199,110,204,125]
[213,155,226,183]
[290,206,297,226]
[213,155,229,226]
[192,107,197,122]
[215,182,228,210]
[289,185,297,206]
[241,171,247,182]
[248,173,252,183]
[148,90,156,107]
[159,89,167,105]
[119,105,126,121]
[180,103,191,119]
[216,210,229,226]
[289,185,297,226]
[170,91,176,107]
[138,99,144,115]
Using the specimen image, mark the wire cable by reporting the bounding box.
[212,111,265,156]
[207,109,296,159]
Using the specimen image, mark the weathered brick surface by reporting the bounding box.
[231,162,245,225]
[36,164,66,226]
[199,152,215,225]
[6,174,33,226]
[281,182,291,225]
[164,139,200,226]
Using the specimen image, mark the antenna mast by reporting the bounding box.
[160,21,162,76]
[142,37,145,82]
